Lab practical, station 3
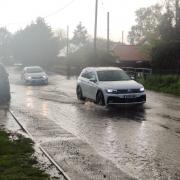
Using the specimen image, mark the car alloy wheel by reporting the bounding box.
[96,91,105,106]
[76,86,85,100]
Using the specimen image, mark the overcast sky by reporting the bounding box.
[0,0,162,42]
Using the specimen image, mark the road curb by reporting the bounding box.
[9,109,71,180]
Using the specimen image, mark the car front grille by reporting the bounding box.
[31,77,43,79]
[116,89,140,94]
[110,89,141,94]
[107,95,146,104]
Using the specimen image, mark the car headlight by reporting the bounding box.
[140,87,145,92]
[43,75,48,79]
[106,89,118,94]
[27,76,32,80]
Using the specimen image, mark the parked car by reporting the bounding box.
[0,64,10,103]
[21,66,48,85]
[76,67,146,106]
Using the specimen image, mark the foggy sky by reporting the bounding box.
[0,0,161,42]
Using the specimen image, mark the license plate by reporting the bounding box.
[123,94,136,99]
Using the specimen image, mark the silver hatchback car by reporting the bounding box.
[76,67,146,106]
[21,66,48,85]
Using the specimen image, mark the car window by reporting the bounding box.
[81,71,88,78]
[26,67,43,73]
[87,72,97,80]
[81,71,97,80]
[97,70,130,81]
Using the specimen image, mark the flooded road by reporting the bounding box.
[8,67,180,180]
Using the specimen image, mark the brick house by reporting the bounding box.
[112,44,151,68]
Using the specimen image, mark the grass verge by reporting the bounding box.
[0,130,50,180]
[139,75,180,96]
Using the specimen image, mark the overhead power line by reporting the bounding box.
[0,0,76,28]
[44,0,76,18]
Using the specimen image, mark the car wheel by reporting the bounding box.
[96,91,105,106]
[76,86,85,101]
[44,80,48,85]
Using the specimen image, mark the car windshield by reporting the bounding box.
[26,67,43,73]
[97,70,131,81]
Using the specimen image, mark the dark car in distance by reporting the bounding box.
[0,64,10,103]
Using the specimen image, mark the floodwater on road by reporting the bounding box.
[7,67,180,180]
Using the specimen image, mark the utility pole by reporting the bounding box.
[94,0,98,54]
[66,25,69,56]
[176,0,180,27]
[66,25,70,77]
[107,12,110,52]
[122,31,124,44]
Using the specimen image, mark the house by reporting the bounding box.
[112,44,151,68]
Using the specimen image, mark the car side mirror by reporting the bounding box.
[89,78,97,83]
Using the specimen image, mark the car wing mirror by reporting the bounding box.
[131,76,135,80]
[89,78,97,83]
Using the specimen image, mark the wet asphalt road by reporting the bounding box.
[8,67,180,180]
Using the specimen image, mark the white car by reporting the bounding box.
[76,67,146,106]
[21,66,48,85]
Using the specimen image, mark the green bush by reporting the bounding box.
[139,75,180,96]
[151,41,180,73]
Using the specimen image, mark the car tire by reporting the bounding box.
[76,86,85,101]
[44,80,48,85]
[96,91,105,106]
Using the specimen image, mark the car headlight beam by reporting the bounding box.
[140,87,145,92]
[106,89,117,94]
[43,75,47,79]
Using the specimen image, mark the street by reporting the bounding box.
[8,67,180,180]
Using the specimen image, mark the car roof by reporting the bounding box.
[82,67,123,72]
[24,66,42,70]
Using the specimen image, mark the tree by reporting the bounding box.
[0,28,12,64]
[12,17,60,68]
[159,6,174,40]
[68,45,116,68]
[128,0,180,73]
[128,4,162,45]
[151,40,180,72]
[175,0,180,38]
[72,22,88,46]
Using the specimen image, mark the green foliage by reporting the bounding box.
[68,46,116,68]
[128,4,162,45]
[0,130,49,180]
[159,4,174,41]
[72,22,88,46]
[129,1,180,73]
[0,28,13,65]
[139,75,180,96]
[12,17,60,68]
[160,0,180,40]
[151,40,180,72]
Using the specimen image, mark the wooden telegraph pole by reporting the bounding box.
[66,25,69,56]
[94,0,98,54]
[122,31,124,44]
[107,12,110,52]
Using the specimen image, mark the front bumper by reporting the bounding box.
[105,92,146,105]
[26,78,48,84]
